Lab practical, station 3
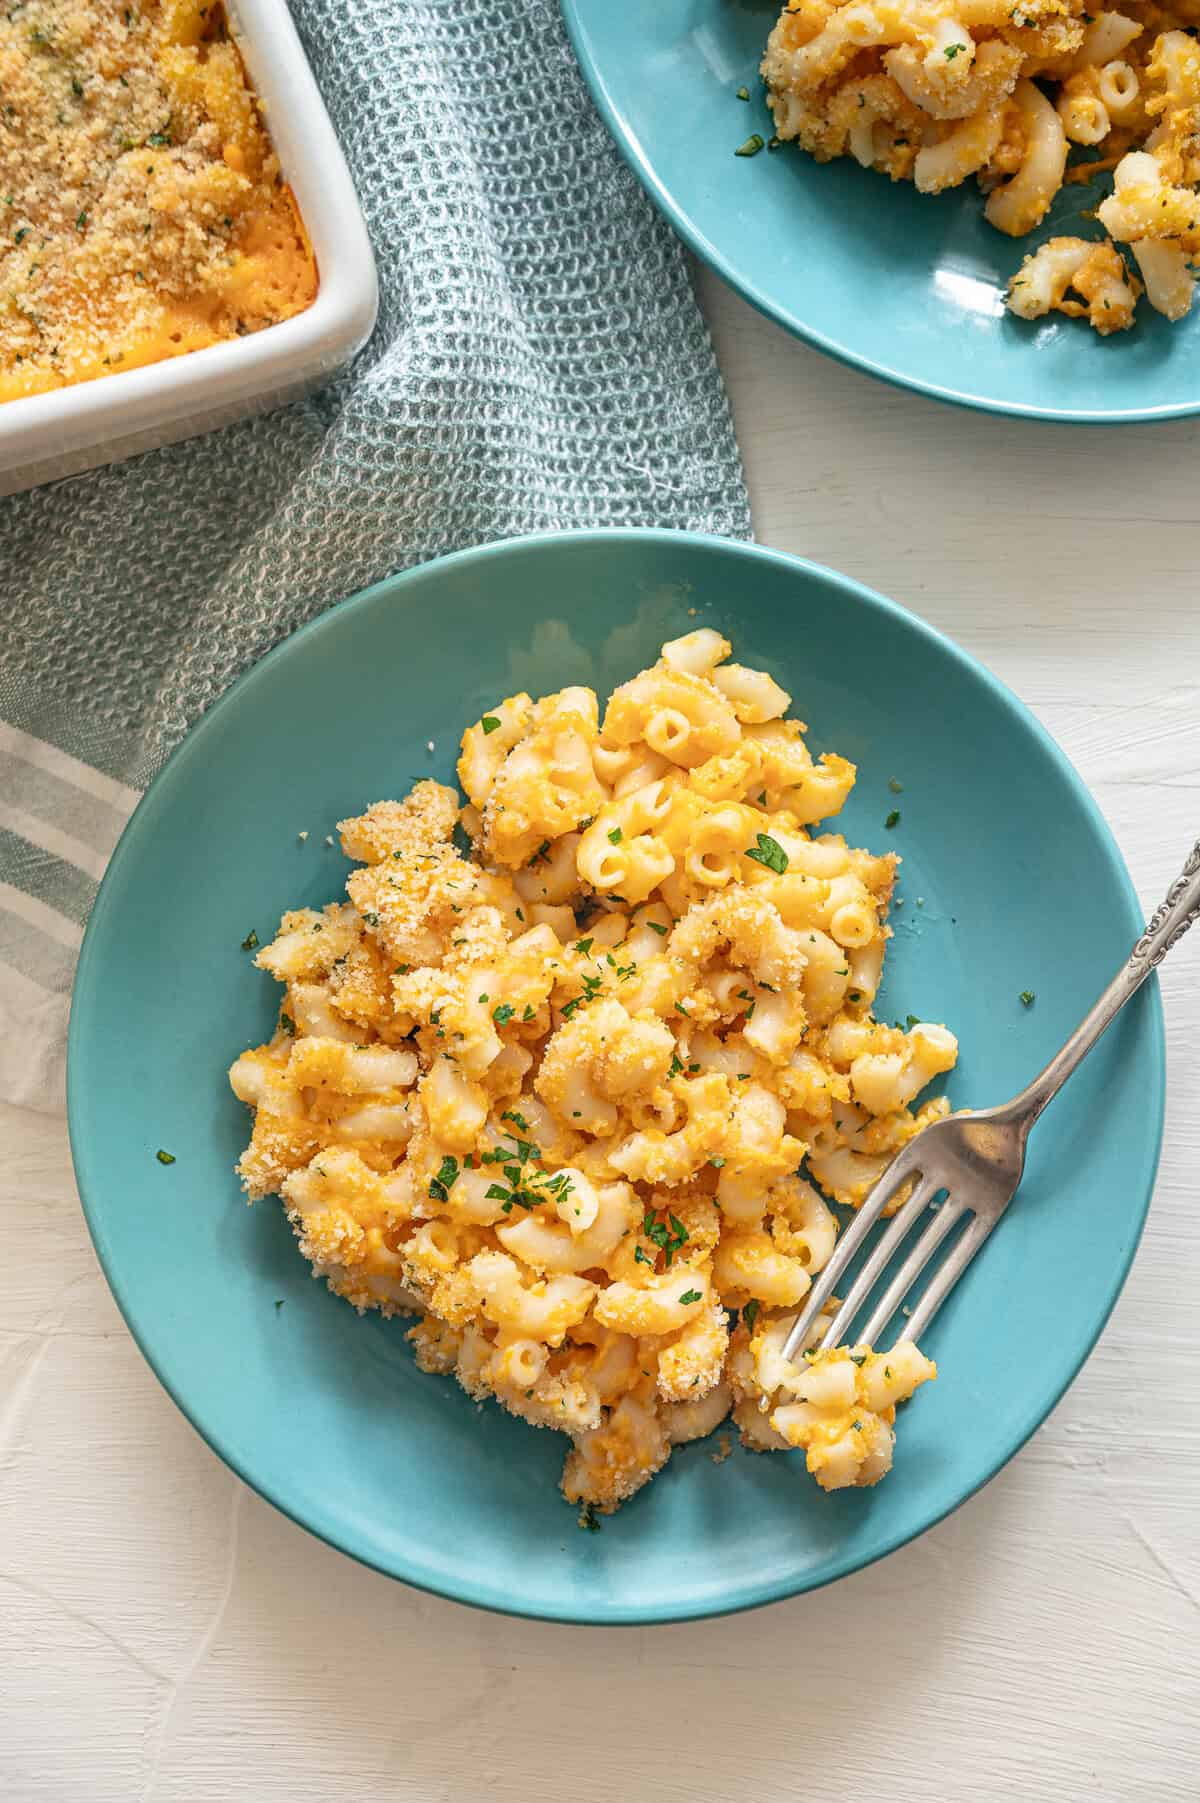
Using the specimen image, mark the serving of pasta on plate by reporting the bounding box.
[763,0,1200,332]
[229,630,955,1514]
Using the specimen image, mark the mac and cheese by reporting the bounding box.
[762,0,1200,332]
[229,631,952,1513]
[0,0,316,401]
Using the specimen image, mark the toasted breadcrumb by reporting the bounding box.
[0,0,315,399]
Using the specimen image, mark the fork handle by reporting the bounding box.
[1008,837,1200,1127]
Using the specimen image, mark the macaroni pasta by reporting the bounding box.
[762,0,1200,332]
[229,631,953,1513]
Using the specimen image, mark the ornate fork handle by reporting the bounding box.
[1005,837,1200,1128]
[1130,838,1200,968]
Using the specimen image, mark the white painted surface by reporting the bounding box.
[3,272,1198,1800]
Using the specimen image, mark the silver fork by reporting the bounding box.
[782,838,1200,1363]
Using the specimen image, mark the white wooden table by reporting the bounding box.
[3,272,1198,1802]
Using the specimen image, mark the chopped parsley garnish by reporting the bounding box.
[240,928,258,951]
[429,1155,459,1202]
[522,1003,535,1021]
[155,1148,175,1165]
[944,41,965,57]
[734,133,765,157]
[274,1299,284,1311]
[905,1014,920,1030]
[884,810,900,829]
[745,832,788,874]
[643,1209,689,1268]
[575,937,593,956]
[530,840,551,866]
[674,1000,690,1016]
[607,826,623,844]
[362,909,380,925]
[678,1288,703,1306]
[481,715,501,734]
[492,1002,515,1026]
[75,209,87,231]
[1020,990,1036,1007]
[502,1110,530,1132]
[279,1012,296,1036]
[852,1419,863,1431]
[668,1052,685,1079]
[743,1298,760,1332]
[579,1503,601,1532]
[395,963,410,974]
[710,1156,725,1169]
[646,920,668,935]
[477,992,489,1004]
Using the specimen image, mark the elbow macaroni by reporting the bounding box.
[229,630,958,1514]
[762,0,1200,332]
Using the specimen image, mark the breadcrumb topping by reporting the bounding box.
[0,0,316,398]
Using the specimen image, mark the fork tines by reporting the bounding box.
[781,1144,972,1361]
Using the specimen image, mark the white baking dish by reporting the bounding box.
[0,0,377,498]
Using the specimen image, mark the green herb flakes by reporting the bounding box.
[745,832,788,874]
[429,1155,459,1202]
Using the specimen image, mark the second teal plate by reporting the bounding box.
[561,0,1198,422]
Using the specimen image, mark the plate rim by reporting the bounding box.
[559,0,1198,427]
[67,528,1166,1623]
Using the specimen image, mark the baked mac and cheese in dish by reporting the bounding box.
[762,0,1200,332]
[229,632,953,1514]
[0,0,316,400]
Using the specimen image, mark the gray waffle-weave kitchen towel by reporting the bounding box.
[0,0,750,1112]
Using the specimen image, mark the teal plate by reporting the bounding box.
[561,0,1198,422]
[68,531,1164,1622]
